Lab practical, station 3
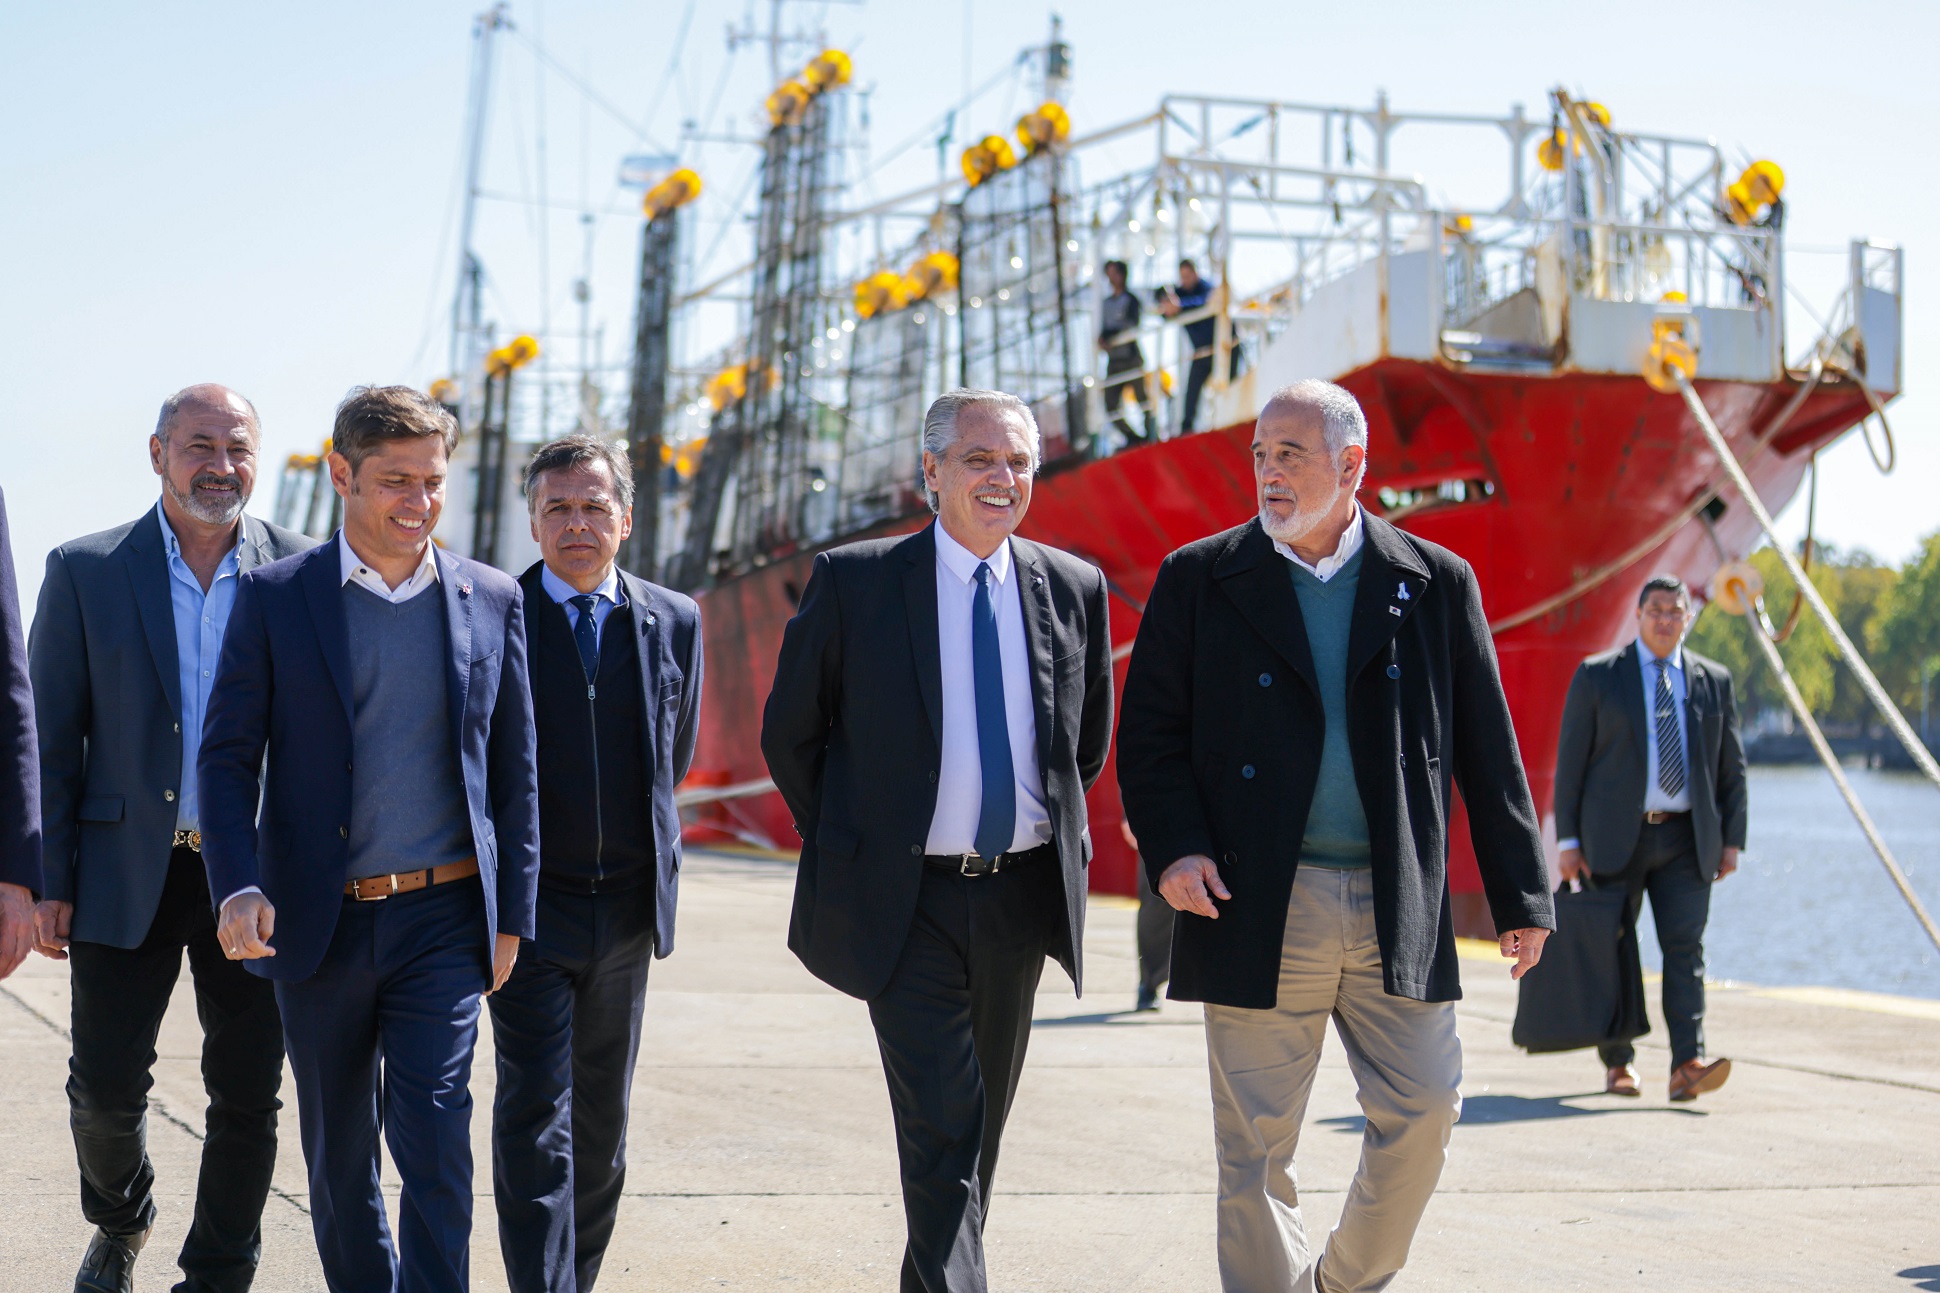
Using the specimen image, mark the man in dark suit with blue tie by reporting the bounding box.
[198,385,541,1293]
[762,389,1113,1293]
[1554,574,1747,1102]
[29,386,312,1293]
[0,486,40,982]
[490,435,702,1293]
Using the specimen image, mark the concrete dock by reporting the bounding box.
[3,849,1936,1291]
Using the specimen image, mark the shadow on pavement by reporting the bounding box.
[1318,1093,1707,1132]
[1898,1265,1940,1290]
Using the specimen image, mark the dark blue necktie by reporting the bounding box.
[570,594,601,682]
[972,562,1016,860]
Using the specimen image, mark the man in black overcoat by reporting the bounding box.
[1554,573,1746,1101]
[1117,379,1554,1293]
[761,388,1113,1293]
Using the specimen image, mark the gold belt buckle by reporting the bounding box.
[352,873,401,901]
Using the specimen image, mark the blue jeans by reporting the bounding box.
[276,879,490,1293]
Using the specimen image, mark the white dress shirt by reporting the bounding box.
[1558,637,1692,853]
[1272,504,1364,583]
[339,531,440,604]
[924,523,1051,856]
[540,563,626,634]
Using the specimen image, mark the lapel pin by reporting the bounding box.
[1388,605,1403,617]
[459,581,473,597]
[1396,581,1411,600]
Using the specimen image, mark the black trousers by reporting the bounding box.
[66,848,284,1292]
[1134,860,1175,994]
[867,859,1061,1293]
[1102,353,1155,447]
[1592,816,1712,1070]
[1179,354,1214,434]
[489,880,656,1293]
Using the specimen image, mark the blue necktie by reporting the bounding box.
[570,594,601,682]
[972,562,1016,860]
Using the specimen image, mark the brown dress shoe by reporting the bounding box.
[1604,1064,1641,1096]
[1669,1057,1732,1102]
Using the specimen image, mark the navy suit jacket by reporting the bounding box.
[198,536,541,982]
[31,508,314,945]
[517,563,703,957]
[0,488,40,896]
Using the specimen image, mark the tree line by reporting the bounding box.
[1683,530,1940,740]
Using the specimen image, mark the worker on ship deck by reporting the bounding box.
[1156,257,1220,434]
[1098,259,1157,449]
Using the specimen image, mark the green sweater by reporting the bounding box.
[1288,547,1371,868]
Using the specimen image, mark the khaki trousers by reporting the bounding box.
[1203,866,1462,1293]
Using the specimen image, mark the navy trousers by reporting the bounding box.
[275,879,490,1293]
[488,880,655,1293]
[867,860,1061,1293]
[1594,815,1713,1071]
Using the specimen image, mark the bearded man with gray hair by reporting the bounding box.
[1116,379,1554,1292]
[762,389,1112,1292]
[29,384,314,1293]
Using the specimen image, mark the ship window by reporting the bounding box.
[1376,477,1496,520]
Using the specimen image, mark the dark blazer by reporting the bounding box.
[1553,640,1748,881]
[0,489,40,897]
[198,536,541,982]
[1116,512,1553,1008]
[30,507,314,946]
[760,522,1114,1001]
[517,562,703,956]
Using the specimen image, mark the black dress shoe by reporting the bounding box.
[1135,984,1160,1012]
[75,1226,149,1293]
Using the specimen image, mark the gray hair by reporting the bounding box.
[523,433,636,513]
[154,384,260,444]
[919,389,1042,513]
[1260,379,1368,486]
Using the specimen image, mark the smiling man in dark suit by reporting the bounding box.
[197,385,540,1293]
[490,434,703,1293]
[1554,574,1747,1102]
[1117,379,1554,1293]
[29,386,312,1293]
[761,388,1113,1293]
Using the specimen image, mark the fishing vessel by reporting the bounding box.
[279,9,1904,933]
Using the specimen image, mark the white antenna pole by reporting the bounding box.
[450,4,509,393]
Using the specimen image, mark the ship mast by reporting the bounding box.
[449,4,509,418]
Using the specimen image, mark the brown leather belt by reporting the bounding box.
[344,857,479,901]
[1643,810,1690,825]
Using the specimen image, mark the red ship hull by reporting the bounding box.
[684,363,1870,926]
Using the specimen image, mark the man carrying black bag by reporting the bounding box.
[1545,574,1747,1102]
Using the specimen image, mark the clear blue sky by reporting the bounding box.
[4,0,1933,619]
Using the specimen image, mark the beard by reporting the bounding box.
[166,470,247,527]
[1258,478,1342,545]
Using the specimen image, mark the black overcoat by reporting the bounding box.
[760,521,1114,1001]
[1116,511,1553,1007]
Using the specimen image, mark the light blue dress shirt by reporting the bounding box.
[540,563,626,633]
[159,504,242,833]
[1638,638,1692,814]
[1557,637,1692,854]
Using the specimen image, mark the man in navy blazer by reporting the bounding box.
[199,385,540,1293]
[491,435,703,1293]
[0,486,40,981]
